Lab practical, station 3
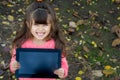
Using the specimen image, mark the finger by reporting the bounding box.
[55,68,64,73]
[58,68,64,74]
[54,68,65,78]
[13,61,20,68]
[54,69,61,74]
[58,74,64,78]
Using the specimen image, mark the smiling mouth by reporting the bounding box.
[36,32,45,36]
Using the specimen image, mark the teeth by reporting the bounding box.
[36,32,45,36]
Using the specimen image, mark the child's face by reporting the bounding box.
[31,22,51,41]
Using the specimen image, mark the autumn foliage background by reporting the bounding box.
[0,0,120,80]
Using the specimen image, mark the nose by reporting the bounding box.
[37,27,43,31]
[37,25,44,30]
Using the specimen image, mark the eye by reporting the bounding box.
[34,23,39,25]
[42,24,49,26]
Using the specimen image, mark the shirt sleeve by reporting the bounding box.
[9,49,16,73]
[61,57,69,78]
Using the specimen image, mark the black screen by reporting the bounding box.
[15,48,61,78]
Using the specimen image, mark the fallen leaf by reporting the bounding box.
[103,69,115,77]
[0,76,3,79]
[75,77,82,80]
[2,21,10,25]
[76,20,86,25]
[92,70,103,77]
[89,10,98,18]
[83,46,90,52]
[7,3,14,7]
[18,9,23,12]
[8,15,14,21]
[114,0,120,3]
[111,25,120,38]
[112,38,120,47]
[73,12,80,18]
[78,70,84,75]
[117,16,120,20]
[91,22,101,29]
[104,65,112,70]
[69,21,77,28]
[54,8,59,11]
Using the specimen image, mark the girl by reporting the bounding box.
[9,0,68,80]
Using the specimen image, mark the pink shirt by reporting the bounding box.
[10,39,68,80]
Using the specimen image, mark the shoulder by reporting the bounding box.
[46,39,55,48]
[48,39,55,44]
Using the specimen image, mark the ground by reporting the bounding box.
[0,0,120,80]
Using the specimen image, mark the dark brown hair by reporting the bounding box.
[12,1,66,56]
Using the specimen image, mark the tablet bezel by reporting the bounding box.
[15,48,61,78]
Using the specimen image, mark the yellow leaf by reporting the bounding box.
[18,9,22,12]
[104,65,112,70]
[54,8,59,11]
[117,17,120,20]
[13,31,16,35]
[7,4,14,7]
[12,75,15,78]
[103,69,115,77]
[8,15,14,21]
[75,53,78,57]
[2,21,10,25]
[91,41,96,45]
[0,76,3,79]
[78,70,84,75]
[11,10,15,13]
[75,77,82,80]
[84,54,88,58]
[112,0,115,2]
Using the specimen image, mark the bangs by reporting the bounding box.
[31,9,48,24]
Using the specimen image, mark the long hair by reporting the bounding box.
[12,1,66,56]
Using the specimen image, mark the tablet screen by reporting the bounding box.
[15,48,61,78]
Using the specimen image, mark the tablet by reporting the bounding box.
[15,48,61,78]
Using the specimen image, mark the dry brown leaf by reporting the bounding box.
[83,46,90,52]
[114,0,120,4]
[76,20,86,25]
[87,0,92,4]
[111,25,120,38]
[111,25,119,33]
[68,28,75,33]
[112,38,120,47]
[89,32,96,36]
[89,10,98,18]
[91,22,101,29]
[73,12,80,18]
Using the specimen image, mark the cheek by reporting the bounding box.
[31,26,36,31]
[46,26,51,31]
[31,28,35,34]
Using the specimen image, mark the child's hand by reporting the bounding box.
[11,60,20,73]
[54,68,64,78]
